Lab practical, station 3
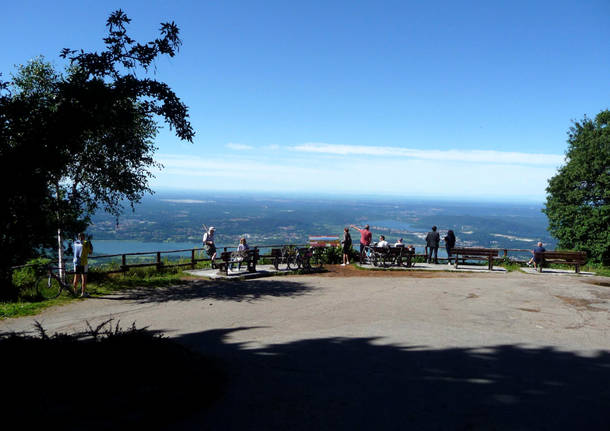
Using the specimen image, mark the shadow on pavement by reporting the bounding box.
[171,327,610,430]
[98,278,314,304]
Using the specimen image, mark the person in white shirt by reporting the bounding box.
[394,238,405,247]
[203,226,217,267]
[230,237,249,271]
[376,235,389,248]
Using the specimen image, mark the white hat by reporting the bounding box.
[209,226,215,231]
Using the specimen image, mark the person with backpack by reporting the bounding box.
[203,226,217,268]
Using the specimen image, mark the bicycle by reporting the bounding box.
[273,245,299,270]
[35,264,76,300]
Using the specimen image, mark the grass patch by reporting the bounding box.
[497,262,523,272]
[87,266,186,295]
[583,264,610,277]
[1,265,190,319]
[0,295,73,319]
[0,320,224,429]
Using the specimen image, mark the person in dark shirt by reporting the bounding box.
[443,230,456,265]
[341,227,352,266]
[425,226,440,264]
[531,242,546,270]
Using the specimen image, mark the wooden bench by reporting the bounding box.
[533,251,587,273]
[452,247,499,270]
[368,246,392,267]
[367,246,415,268]
[217,248,259,275]
[390,246,415,268]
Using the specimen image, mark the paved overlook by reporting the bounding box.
[3,267,610,429]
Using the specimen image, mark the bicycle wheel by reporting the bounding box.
[285,254,296,270]
[311,249,323,268]
[36,276,62,300]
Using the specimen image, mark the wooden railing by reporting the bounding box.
[80,244,309,273]
[10,245,536,273]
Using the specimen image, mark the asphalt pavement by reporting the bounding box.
[2,267,609,429]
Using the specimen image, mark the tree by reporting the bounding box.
[0,10,194,295]
[543,110,610,264]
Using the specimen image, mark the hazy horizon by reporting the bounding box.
[150,187,548,206]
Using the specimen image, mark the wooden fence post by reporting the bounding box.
[156,252,162,271]
[121,254,127,274]
[191,249,196,269]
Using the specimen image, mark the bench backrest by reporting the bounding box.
[371,246,390,253]
[221,248,259,261]
[452,247,499,256]
[389,247,414,256]
[534,251,586,263]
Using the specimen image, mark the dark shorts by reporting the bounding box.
[206,244,216,257]
[74,264,85,274]
[342,244,351,253]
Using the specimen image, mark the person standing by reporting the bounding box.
[341,227,352,266]
[203,226,217,268]
[72,233,93,297]
[425,226,440,264]
[443,229,456,265]
[350,224,372,263]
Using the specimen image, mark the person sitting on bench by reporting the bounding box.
[230,237,249,271]
[530,242,546,270]
[376,235,389,248]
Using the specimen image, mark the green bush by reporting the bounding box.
[320,246,343,264]
[11,257,51,291]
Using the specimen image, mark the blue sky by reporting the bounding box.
[2,0,609,201]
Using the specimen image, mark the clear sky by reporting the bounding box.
[2,0,609,201]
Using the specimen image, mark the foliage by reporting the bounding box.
[1,265,186,319]
[319,246,344,264]
[0,320,223,428]
[0,10,193,295]
[543,110,610,264]
[11,257,51,291]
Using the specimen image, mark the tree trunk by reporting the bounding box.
[55,183,65,281]
[57,227,65,281]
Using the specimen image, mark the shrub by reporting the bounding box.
[11,257,51,293]
[0,320,224,428]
